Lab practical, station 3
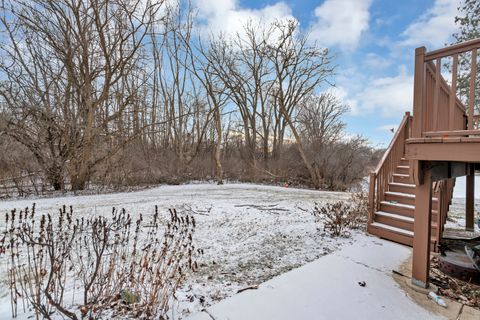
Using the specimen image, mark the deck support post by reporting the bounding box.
[466,164,475,231]
[412,169,432,288]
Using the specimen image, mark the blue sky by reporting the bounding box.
[194,0,462,147]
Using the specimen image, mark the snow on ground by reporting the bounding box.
[446,175,480,231]
[187,234,443,320]
[0,183,353,319]
[452,175,480,199]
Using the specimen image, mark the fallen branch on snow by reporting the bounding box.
[237,285,259,293]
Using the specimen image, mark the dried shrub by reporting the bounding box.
[347,192,369,230]
[313,192,369,237]
[0,204,198,319]
[313,201,352,237]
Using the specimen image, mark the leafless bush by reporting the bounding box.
[347,192,369,230]
[313,192,369,237]
[0,204,198,319]
[313,201,352,237]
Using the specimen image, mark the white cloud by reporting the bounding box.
[335,65,413,118]
[194,0,294,38]
[364,52,392,70]
[400,0,460,49]
[309,0,373,50]
[346,66,413,117]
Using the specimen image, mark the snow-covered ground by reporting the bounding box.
[0,183,353,319]
[452,175,480,199]
[187,234,443,320]
[447,175,480,231]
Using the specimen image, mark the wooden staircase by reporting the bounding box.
[368,157,439,247]
[367,113,454,250]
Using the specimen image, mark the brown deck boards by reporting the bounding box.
[406,138,480,162]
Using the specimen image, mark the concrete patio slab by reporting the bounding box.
[187,234,444,320]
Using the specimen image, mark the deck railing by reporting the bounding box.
[412,38,480,138]
[368,112,411,224]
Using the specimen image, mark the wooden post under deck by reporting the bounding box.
[466,165,475,230]
[412,169,432,288]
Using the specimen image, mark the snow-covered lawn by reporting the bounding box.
[0,183,353,319]
[446,175,480,232]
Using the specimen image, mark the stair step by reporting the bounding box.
[392,173,412,183]
[384,191,439,208]
[380,200,413,217]
[396,165,410,175]
[374,210,438,232]
[380,200,414,210]
[368,222,437,249]
[385,191,415,206]
[385,191,415,199]
[375,211,414,223]
[380,201,439,218]
[370,222,413,237]
[385,191,438,201]
[388,182,415,194]
[375,211,414,231]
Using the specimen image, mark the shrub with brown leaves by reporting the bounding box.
[313,192,368,237]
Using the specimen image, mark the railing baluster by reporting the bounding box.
[368,173,375,224]
[449,54,458,130]
[468,49,477,130]
[433,58,441,130]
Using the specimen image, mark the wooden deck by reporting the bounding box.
[409,39,480,288]
[406,137,480,162]
[369,38,480,289]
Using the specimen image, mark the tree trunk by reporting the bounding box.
[214,106,224,185]
[73,104,95,191]
[47,166,64,191]
[281,107,321,189]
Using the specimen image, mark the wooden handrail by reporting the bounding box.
[425,38,480,61]
[369,112,411,223]
[373,112,411,174]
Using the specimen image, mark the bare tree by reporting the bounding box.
[0,0,163,190]
[207,22,275,173]
[297,93,349,183]
[266,20,334,189]
[0,1,374,194]
[185,37,230,184]
[298,93,348,147]
[150,2,212,176]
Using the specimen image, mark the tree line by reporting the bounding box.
[0,0,379,195]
